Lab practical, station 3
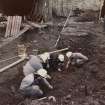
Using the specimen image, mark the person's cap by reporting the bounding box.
[66,52,72,58]
[40,52,50,63]
[37,68,51,79]
[44,52,50,59]
[58,54,64,62]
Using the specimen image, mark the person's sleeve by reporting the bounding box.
[41,78,53,89]
[73,53,88,60]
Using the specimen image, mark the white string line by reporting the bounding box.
[0,56,19,63]
[54,7,73,47]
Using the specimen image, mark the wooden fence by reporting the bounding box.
[44,0,103,18]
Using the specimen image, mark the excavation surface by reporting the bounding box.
[0,14,105,105]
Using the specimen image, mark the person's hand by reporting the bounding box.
[46,75,51,79]
[58,68,62,72]
[49,85,53,90]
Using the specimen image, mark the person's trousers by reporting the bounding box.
[20,85,43,97]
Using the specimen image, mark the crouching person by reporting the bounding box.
[66,51,88,68]
[20,69,53,98]
[48,53,65,72]
[23,52,50,76]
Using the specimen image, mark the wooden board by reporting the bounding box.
[0,26,31,49]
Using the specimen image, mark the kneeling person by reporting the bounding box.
[66,51,88,67]
[23,52,50,76]
[20,69,53,98]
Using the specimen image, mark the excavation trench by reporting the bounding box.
[0,14,105,105]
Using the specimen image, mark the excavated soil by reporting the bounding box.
[0,12,105,105]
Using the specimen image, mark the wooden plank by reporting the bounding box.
[11,16,16,36]
[17,16,22,34]
[13,16,18,36]
[5,16,13,37]
[0,26,31,49]
[5,16,11,37]
[26,21,47,28]
[9,16,22,37]
[14,16,17,36]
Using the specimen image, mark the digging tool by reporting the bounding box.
[37,96,56,102]
[37,97,47,101]
[49,47,69,54]
[0,57,26,73]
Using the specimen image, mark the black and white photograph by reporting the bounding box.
[0,0,105,105]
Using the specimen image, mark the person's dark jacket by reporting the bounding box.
[48,53,64,71]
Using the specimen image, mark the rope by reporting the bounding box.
[54,7,73,47]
